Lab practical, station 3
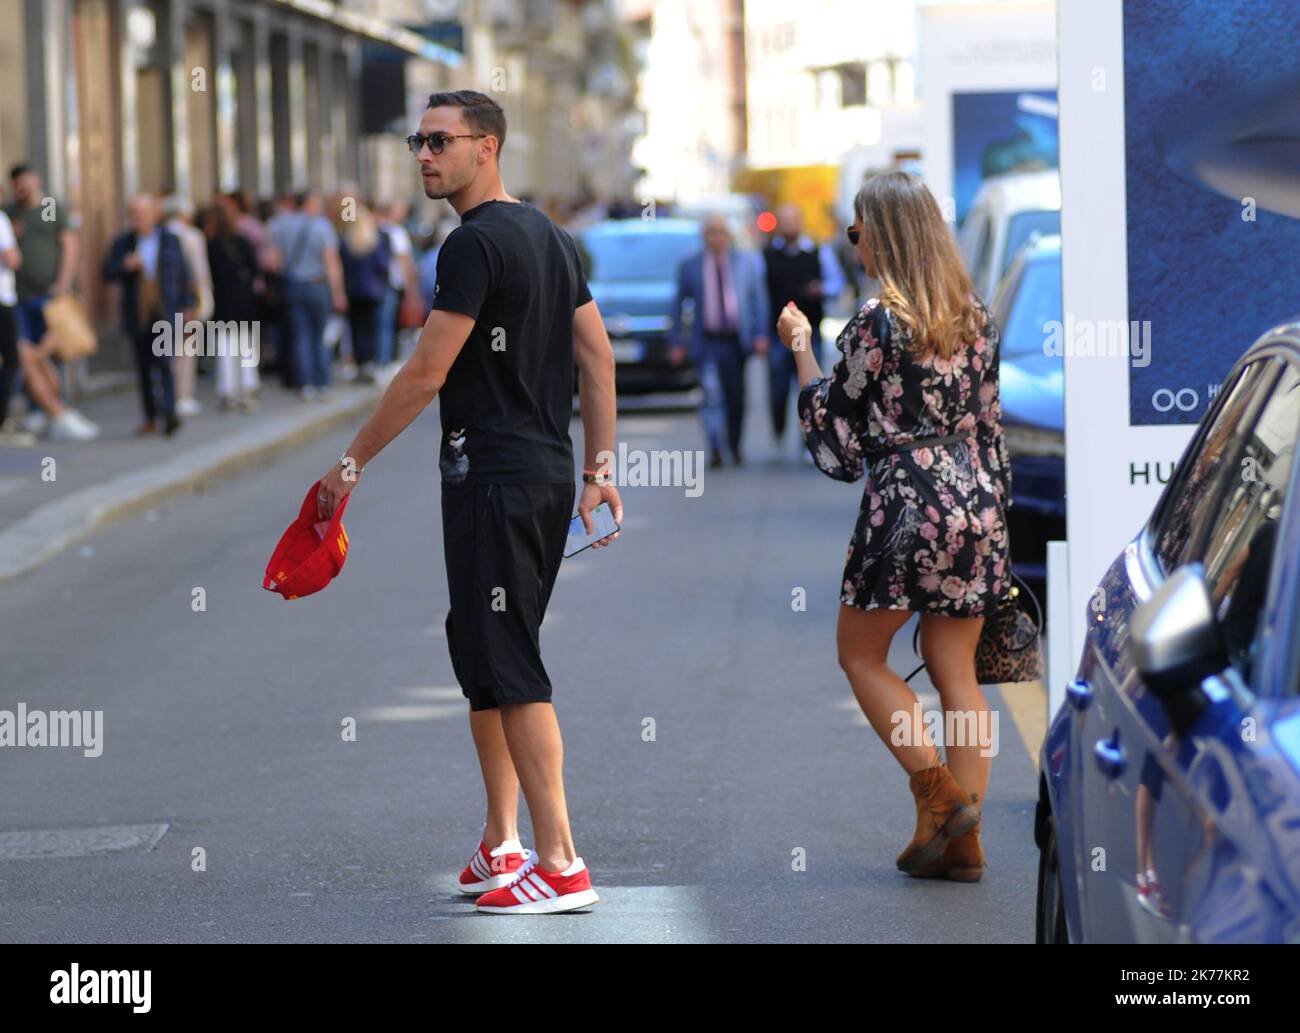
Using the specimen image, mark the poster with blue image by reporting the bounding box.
[952,89,1058,225]
[1123,0,1300,425]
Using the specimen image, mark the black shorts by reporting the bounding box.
[441,481,574,711]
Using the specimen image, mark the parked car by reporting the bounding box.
[1036,321,1300,942]
[579,217,703,394]
[959,168,1061,303]
[989,233,1065,600]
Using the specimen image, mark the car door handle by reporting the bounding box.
[1093,737,1127,779]
[1066,679,1092,711]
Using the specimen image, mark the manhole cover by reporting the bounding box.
[0,823,169,859]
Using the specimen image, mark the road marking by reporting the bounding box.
[398,686,463,700]
[358,703,464,723]
[441,885,712,943]
[999,680,1047,762]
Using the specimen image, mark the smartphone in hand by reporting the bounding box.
[563,502,620,558]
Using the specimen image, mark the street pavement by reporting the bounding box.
[0,358,1044,943]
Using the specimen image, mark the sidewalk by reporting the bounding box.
[0,373,386,583]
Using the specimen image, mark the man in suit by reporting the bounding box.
[103,193,195,435]
[763,203,845,447]
[671,214,770,466]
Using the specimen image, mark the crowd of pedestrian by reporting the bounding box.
[671,202,858,468]
[0,162,440,446]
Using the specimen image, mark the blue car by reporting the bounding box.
[579,217,703,394]
[1036,322,1300,942]
[990,234,1065,593]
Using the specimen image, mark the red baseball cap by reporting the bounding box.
[263,480,352,600]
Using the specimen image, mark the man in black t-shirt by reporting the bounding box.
[315,90,623,915]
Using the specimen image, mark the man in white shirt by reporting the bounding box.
[377,199,418,368]
[0,205,27,444]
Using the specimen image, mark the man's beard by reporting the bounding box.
[421,170,458,201]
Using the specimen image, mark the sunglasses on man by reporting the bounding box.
[405,132,486,156]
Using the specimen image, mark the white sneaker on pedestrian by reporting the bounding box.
[48,409,100,442]
[21,409,47,435]
[176,397,203,417]
[299,386,318,401]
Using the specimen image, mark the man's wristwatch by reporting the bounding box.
[582,468,611,486]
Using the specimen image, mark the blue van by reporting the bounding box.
[1036,321,1300,943]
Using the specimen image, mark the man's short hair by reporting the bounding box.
[426,90,506,155]
[9,163,32,181]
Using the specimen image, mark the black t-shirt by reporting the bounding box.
[431,199,591,485]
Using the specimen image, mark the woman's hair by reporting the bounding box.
[854,171,983,360]
[341,205,380,255]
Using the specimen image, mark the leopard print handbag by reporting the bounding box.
[904,569,1044,686]
[973,570,1044,684]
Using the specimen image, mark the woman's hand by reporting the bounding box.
[776,301,814,352]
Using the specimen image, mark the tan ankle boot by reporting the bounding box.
[942,822,986,882]
[896,764,980,874]
[912,794,985,881]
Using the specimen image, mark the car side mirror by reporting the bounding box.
[1128,564,1228,735]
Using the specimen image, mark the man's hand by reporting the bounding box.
[668,343,687,366]
[123,252,141,272]
[752,335,771,356]
[579,481,623,549]
[331,290,348,314]
[316,462,360,520]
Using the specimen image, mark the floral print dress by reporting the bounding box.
[797,297,1012,616]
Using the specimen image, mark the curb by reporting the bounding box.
[0,385,382,583]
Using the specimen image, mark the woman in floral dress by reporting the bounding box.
[775,171,1012,881]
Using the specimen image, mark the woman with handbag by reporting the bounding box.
[776,170,1015,882]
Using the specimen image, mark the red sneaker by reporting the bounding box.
[457,838,529,896]
[476,854,600,914]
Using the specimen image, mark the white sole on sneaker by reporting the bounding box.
[457,871,519,896]
[477,889,600,915]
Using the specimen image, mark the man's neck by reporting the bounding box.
[449,173,516,217]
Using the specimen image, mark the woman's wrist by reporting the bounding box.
[794,346,824,386]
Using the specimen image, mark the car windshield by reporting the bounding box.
[1002,210,1061,276]
[1002,256,1062,357]
[583,230,699,283]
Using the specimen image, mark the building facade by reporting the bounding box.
[0,0,638,371]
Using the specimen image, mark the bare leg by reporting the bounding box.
[498,702,575,872]
[18,343,67,417]
[837,604,942,774]
[468,708,520,849]
[919,612,990,802]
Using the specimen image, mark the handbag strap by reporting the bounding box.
[283,215,314,279]
[1007,568,1044,635]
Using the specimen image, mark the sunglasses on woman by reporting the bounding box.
[845,225,861,245]
[405,132,485,156]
